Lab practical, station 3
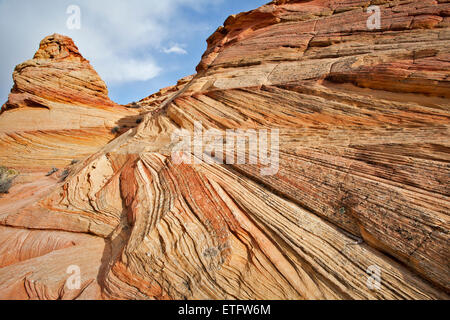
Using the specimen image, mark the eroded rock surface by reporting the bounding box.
[0,0,449,300]
[0,34,139,170]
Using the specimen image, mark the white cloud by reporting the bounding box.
[101,58,162,83]
[0,0,224,102]
[163,45,188,55]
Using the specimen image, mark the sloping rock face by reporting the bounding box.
[0,34,139,170]
[0,0,449,300]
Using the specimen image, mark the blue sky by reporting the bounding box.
[0,0,268,105]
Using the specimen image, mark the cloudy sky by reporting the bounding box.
[0,0,267,105]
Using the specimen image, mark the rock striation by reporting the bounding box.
[0,0,449,300]
[0,34,139,170]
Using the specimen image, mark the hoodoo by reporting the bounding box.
[0,0,449,300]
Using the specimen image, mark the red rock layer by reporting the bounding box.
[2,34,116,112]
[0,1,449,300]
[0,34,140,170]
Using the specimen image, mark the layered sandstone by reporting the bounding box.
[0,0,449,300]
[0,34,140,170]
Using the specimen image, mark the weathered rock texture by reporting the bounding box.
[0,34,139,170]
[0,0,449,300]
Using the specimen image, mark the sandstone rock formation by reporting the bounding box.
[0,0,449,300]
[0,34,140,170]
